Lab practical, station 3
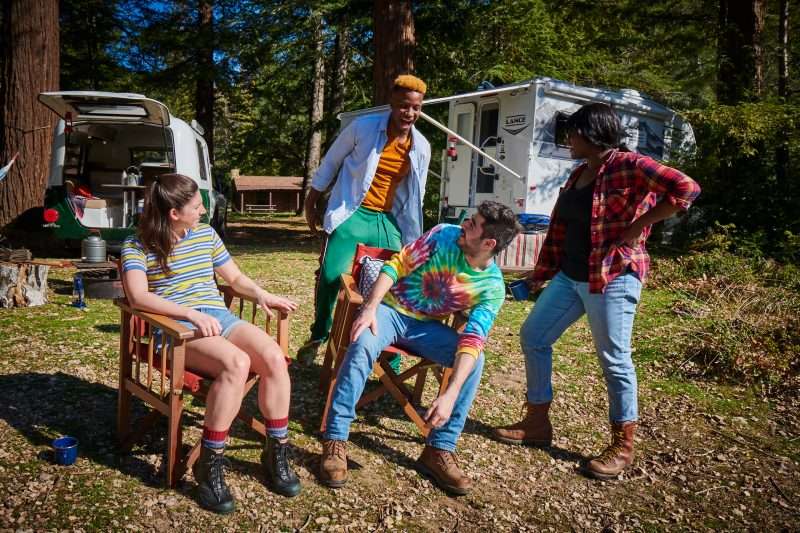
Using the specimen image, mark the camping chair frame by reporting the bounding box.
[115,286,289,487]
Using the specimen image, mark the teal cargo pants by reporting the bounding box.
[311,206,403,342]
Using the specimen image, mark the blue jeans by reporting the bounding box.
[521,271,642,422]
[325,303,485,452]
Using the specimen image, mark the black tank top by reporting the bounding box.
[558,182,594,282]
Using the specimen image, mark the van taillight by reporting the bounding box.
[43,209,59,223]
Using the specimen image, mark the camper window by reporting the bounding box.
[456,112,471,142]
[196,140,208,182]
[555,112,570,147]
[130,147,173,166]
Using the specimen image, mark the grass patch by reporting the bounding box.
[649,252,800,396]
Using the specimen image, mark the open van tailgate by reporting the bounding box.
[38,91,170,126]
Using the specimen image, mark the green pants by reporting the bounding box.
[311,206,402,341]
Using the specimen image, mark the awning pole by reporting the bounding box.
[419,111,524,181]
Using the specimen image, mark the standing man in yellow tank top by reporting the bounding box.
[300,75,431,366]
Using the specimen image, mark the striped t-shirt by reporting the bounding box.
[121,223,231,310]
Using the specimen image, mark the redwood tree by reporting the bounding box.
[372,0,415,105]
[0,0,59,229]
[300,10,326,213]
[717,0,766,103]
[195,0,214,163]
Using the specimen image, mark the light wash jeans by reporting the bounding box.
[325,303,485,452]
[521,271,642,422]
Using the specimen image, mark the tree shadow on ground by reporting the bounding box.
[0,371,171,487]
[288,360,588,468]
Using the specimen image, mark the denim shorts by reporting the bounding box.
[175,307,244,338]
[154,307,244,348]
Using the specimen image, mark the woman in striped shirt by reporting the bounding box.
[121,174,301,513]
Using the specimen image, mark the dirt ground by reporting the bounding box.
[0,215,797,532]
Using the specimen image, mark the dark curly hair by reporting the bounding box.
[565,102,624,150]
[477,201,522,255]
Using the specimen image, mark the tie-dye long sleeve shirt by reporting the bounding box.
[380,224,506,359]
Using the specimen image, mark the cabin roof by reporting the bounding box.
[233,175,303,191]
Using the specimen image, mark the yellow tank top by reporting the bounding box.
[361,135,412,212]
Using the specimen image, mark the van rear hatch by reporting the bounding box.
[38,91,170,126]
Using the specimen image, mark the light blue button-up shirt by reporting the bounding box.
[310,110,431,244]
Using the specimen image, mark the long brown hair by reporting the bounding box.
[138,173,198,274]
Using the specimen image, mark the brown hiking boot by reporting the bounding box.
[416,446,472,496]
[492,401,553,446]
[585,421,636,480]
[319,439,348,488]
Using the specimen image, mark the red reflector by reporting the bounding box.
[43,208,59,223]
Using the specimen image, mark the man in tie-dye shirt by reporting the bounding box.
[320,201,521,495]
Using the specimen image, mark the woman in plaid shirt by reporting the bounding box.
[493,103,700,479]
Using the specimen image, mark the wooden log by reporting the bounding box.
[0,262,49,308]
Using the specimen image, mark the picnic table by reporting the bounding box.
[244,204,277,216]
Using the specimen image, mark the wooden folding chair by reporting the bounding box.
[115,284,290,487]
[319,244,464,438]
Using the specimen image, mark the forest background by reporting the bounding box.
[1,0,798,262]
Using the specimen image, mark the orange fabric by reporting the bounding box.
[361,135,412,212]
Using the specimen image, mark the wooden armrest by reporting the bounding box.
[216,284,291,320]
[339,273,363,305]
[114,298,195,339]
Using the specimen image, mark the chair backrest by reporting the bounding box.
[351,244,397,283]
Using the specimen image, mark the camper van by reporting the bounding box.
[38,91,227,250]
[433,77,695,220]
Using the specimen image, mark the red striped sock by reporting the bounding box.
[265,417,289,440]
[202,426,229,449]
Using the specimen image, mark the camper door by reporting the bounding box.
[445,103,475,208]
[474,100,500,207]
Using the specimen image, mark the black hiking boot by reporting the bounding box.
[261,436,302,497]
[192,445,235,514]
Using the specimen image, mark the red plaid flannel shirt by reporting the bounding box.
[532,150,701,293]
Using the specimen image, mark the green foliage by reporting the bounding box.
[680,103,800,259]
[55,0,799,261]
[651,249,800,395]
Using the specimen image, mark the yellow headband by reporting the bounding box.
[393,74,427,95]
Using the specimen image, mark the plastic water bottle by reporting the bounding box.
[72,273,86,310]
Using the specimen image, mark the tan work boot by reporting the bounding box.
[416,445,472,496]
[584,421,636,480]
[492,401,553,446]
[319,439,348,488]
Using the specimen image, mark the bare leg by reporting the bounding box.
[184,336,251,430]
[226,322,291,420]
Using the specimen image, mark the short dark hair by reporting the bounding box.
[478,201,522,255]
[565,102,623,149]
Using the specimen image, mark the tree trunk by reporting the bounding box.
[195,1,214,164]
[300,12,326,214]
[325,17,350,149]
[778,0,789,100]
[372,0,415,105]
[776,0,790,186]
[0,0,59,229]
[717,0,766,104]
[0,263,49,308]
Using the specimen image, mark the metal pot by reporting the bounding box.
[81,235,107,263]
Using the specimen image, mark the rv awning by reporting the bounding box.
[38,91,171,126]
[337,80,536,122]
